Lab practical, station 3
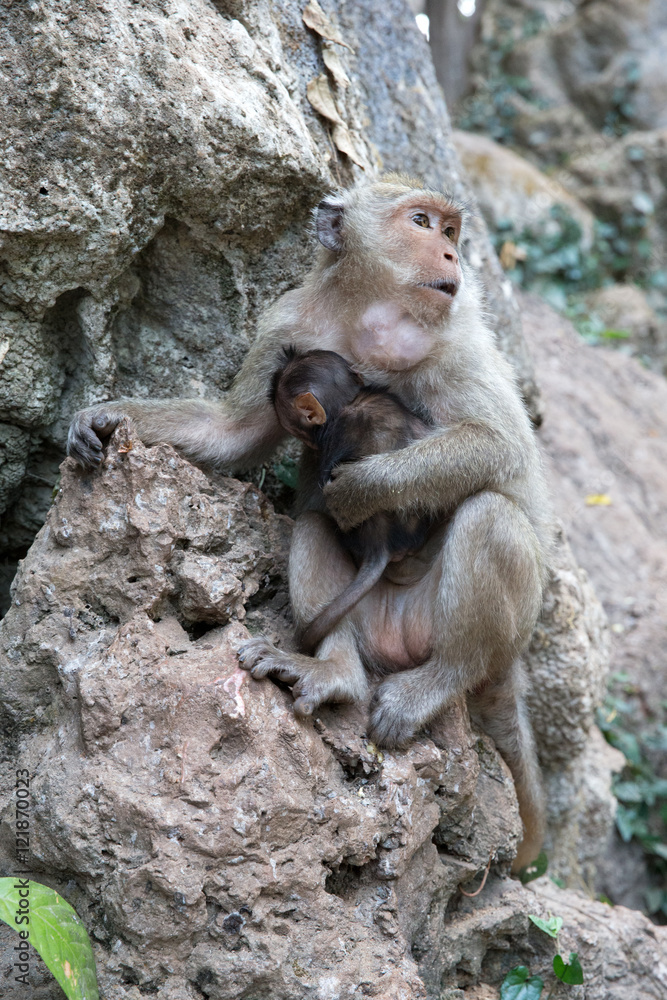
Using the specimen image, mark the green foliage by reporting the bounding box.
[0,879,99,1000]
[492,202,655,302]
[272,455,300,490]
[528,914,562,939]
[500,966,544,1000]
[597,675,667,917]
[553,953,584,986]
[518,850,548,884]
[603,59,642,137]
[501,908,585,996]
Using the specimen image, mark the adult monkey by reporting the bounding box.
[68,176,553,869]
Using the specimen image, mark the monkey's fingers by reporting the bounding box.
[67,419,105,470]
[91,412,120,436]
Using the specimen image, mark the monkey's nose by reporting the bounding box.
[444,250,458,264]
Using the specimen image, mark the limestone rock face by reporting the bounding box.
[0,426,658,999]
[452,130,595,247]
[584,283,667,373]
[0,0,655,995]
[0,430,521,998]
[0,0,540,601]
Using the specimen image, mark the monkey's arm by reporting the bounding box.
[322,423,530,529]
[68,396,285,471]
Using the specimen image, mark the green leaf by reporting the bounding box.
[0,879,99,1000]
[553,952,584,985]
[600,328,630,340]
[500,965,544,999]
[528,913,563,938]
[272,457,299,490]
[613,780,645,803]
[519,850,548,884]
[645,887,666,914]
[615,803,639,842]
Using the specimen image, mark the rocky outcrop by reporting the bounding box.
[0,0,653,995]
[0,0,540,611]
[452,130,595,247]
[525,292,667,717]
[0,427,662,999]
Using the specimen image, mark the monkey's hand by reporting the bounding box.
[67,406,123,469]
[323,455,402,531]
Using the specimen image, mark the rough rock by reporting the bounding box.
[525,292,667,706]
[584,282,667,374]
[524,290,667,903]
[0,429,519,998]
[524,527,621,887]
[0,427,651,998]
[503,0,667,136]
[0,0,541,607]
[452,130,595,247]
[437,875,667,1000]
[0,0,644,995]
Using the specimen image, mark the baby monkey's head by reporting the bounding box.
[271,348,362,447]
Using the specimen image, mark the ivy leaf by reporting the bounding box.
[613,780,645,803]
[519,850,548,884]
[322,43,350,89]
[500,965,544,999]
[0,879,99,1000]
[553,952,584,985]
[528,914,563,939]
[331,122,366,168]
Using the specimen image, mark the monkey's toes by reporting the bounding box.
[91,412,119,436]
[293,696,316,718]
[237,639,271,672]
[237,639,300,684]
[368,695,416,749]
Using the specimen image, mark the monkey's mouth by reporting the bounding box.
[418,279,459,299]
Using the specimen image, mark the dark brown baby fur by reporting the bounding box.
[272,348,434,653]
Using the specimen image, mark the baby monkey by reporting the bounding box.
[272,348,435,653]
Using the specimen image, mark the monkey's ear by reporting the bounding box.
[316,195,345,252]
[294,392,327,425]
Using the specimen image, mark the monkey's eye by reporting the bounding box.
[444,226,457,240]
[412,213,431,229]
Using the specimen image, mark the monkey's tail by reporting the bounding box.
[472,670,546,874]
[299,553,389,655]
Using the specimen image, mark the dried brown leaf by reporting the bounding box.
[322,43,350,89]
[303,0,353,50]
[306,73,344,125]
[332,122,366,168]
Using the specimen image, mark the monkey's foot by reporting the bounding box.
[368,676,422,748]
[237,638,342,718]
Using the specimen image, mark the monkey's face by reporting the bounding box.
[316,185,464,326]
[272,350,362,447]
[385,198,463,310]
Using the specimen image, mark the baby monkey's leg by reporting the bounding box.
[238,512,368,715]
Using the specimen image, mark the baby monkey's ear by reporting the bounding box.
[294,392,327,426]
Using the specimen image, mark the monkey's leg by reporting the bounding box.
[238,513,369,716]
[368,492,545,863]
